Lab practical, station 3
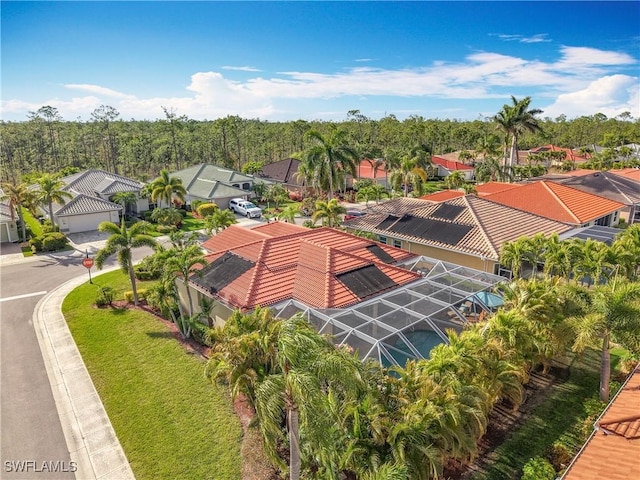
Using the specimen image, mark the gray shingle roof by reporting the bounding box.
[61,169,143,196]
[54,193,122,216]
[171,163,268,200]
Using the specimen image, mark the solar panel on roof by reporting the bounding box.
[376,215,399,230]
[337,265,397,299]
[432,203,464,220]
[190,252,254,294]
[388,216,473,246]
[366,244,395,263]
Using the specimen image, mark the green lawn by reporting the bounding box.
[22,207,43,237]
[62,271,242,480]
[180,213,205,232]
[472,349,621,480]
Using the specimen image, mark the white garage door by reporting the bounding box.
[59,212,116,234]
[1,223,9,243]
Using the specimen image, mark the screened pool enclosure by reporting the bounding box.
[272,256,505,367]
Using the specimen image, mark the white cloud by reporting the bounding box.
[497,33,550,43]
[221,65,262,72]
[542,75,640,119]
[64,84,135,99]
[1,45,637,121]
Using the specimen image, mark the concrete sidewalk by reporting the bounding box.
[34,272,135,480]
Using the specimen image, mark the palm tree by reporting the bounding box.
[0,181,33,241]
[443,170,466,190]
[36,174,72,230]
[277,204,299,223]
[388,154,428,197]
[254,315,364,480]
[312,198,346,227]
[164,244,207,317]
[150,169,186,207]
[298,128,358,200]
[204,208,237,235]
[500,236,531,279]
[110,191,137,218]
[571,238,616,286]
[493,96,543,169]
[612,225,640,280]
[572,279,640,401]
[542,233,572,279]
[95,219,157,306]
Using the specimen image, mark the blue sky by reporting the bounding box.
[2,1,639,122]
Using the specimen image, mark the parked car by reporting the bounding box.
[344,210,366,221]
[229,198,262,218]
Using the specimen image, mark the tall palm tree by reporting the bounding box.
[36,174,72,230]
[312,198,346,228]
[493,96,543,169]
[277,204,299,223]
[571,238,616,286]
[612,225,640,280]
[150,169,186,207]
[0,181,33,241]
[572,279,640,401]
[542,233,572,279]
[254,315,364,480]
[164,244,208,317]
[110,191,137,217]
[388,154,428,197]
[95,219,157,306]
[298,128,358,200]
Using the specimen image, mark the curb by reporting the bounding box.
[33,270,136,480]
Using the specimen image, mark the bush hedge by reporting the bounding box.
[29,231,69,252]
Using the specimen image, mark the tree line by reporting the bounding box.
[2,104,638,183]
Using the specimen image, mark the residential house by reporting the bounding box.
[356,159,388,186]
[181,221,505,365]
[481,180,627,227]
[611,167,640,183]
[39,169,147,234]
[528,144,591,167]
[0,189,19,243]
[259,157,303,190]
[419,190,465,202]
[431,156,475,181]
[171,163,271,209]
[562,364,640,480]
[533,170,640,224]
[343,196,572,274]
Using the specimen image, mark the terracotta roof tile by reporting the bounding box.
[563,365,640,480]
[345,195,572,261]
[475,182,522,196]
[196,224,420,310]
[419,190,465,202]
[611,168,640,183]
[483,180,625,224]
[432,155,475,171]
[251,221,308,237]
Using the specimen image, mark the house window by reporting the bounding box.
[393,239,402,249]
[242,183,251,190]
[595,214,612,226]
[232,184,240,188]
[378,236,387,244]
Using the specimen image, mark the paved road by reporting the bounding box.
[1,249,152,480]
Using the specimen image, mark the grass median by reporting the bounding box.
[62,270,242,480]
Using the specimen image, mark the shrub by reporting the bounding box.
[42,220,57,233]
[124,289,147,303]
[546,442,573,471]
[190,200,204,214]
[156,225,177,234]
[288,190,303,202]
[197,203,219,218]
[191,322,213,347]
[41,232,68,251]
[29,232,68,252]
[302,220,315,228]
[140,210,153,221]
[95,286,114,307]
[521,457,555,480]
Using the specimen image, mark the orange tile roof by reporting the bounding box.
[432,155,475,171]
[419,190,465,202]
[482,180,625,224]
[475,182,521,196]
[197,225,419,310]
[611,168,640,182]
[251,221,308,237]
[357,159,388,179]
[562,168,599,177]
[563,365,640,480]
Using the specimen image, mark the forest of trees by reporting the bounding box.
[1,105,638,184]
